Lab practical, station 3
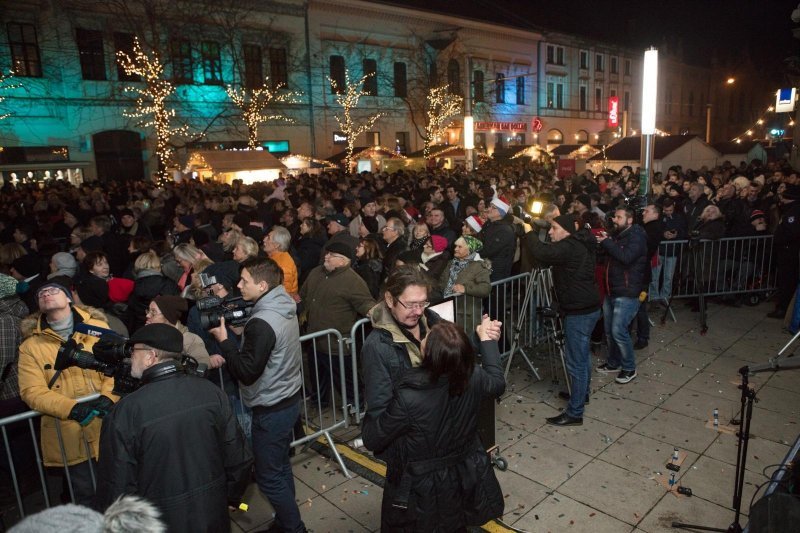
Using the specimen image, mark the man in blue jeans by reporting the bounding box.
[597,207,649,384]
[211,257,307,532]
[524,214,601,426]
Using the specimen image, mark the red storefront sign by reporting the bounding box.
[607,96,619,128]
[474,121,528,132]
[557,159,576,178]
[531,117,543,132]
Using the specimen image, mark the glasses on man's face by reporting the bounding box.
[381,226,396,233]
[145,308,162,317]
[38,287,63,298]
[396,300,430,310]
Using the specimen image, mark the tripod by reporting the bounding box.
[672,366,756,533]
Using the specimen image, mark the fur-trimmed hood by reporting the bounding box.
[20,304,108,340]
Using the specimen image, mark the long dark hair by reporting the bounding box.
[422,322,475,396]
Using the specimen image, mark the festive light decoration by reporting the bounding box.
[116,37,189,180]
[330,70,383,170]
[424,86,462,159]
[730,99,794,143]
[226,80,300,150]
[0,70,20,120]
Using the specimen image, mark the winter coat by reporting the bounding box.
[300,265,375,355]
[269,250,299,295]
[0,295,28,401]
[524,228,600,315]
[362,340,506,531]
[479,219,516,281]
[382,238,408,279]
[353,258,384,299]
[438,257,492,332]
[17,305,117,466]
[421,251,451,282]
[600,224,649,298]
[296,233,326,283]
[95,363,253,533]
[127,270,179,332]
[175,321,211,367]
[361,302,442,453]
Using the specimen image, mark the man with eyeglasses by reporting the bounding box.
[381,217,408,279]
[361,266,444,454]
[96,323,252,533]
[17,280,117,505]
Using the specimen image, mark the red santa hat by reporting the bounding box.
[490,196,510,216]
[465,215,484,233]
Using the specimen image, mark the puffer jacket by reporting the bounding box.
[601,224,649,298]
[362,340,506,531]
[360,302,442,452]
[17,305,116,466]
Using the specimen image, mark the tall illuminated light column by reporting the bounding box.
[464,55,474,171]
[639,48,658,201]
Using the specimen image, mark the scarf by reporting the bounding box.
[444,252,478,297]
[409,235,428,250]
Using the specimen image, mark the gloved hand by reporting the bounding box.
[68,402,101,426]
[91,395,115,416]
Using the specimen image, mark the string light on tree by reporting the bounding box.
[329,69,383,170]
[116,37,189,181]
[226,81,300,150]
[0,70,20,121]
[424,86,462,159]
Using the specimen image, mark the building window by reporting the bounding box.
[547,128,563,145]
[580,50,589,69]
[447,59,460,95]
[395,132,408,154]
[624,59,631,76]
[546,45,555,64]
[474,132,486,150]
[595,86,602,111]
[610,56,618,74]
[576,130,589,144]
[494,132,504,149]
[366,131,380,146]
[171,39,193,84]
[200,41,222,84]
[363,58,377,96]
[243,44,263,89]
[114,33,139,82]
[269,47,287,89]
[595,54,604,72]
[547,45,565,65]
[516,76,525,105]
[556,83,564,109]
[688,91,695,117]
[76,28,106,81]
[495,73,505,104]
[556,46,564,65]
[7,22,42,77]
[393,62,407,97]
[610,88,617,97]
[624,91,630,112]
[473,70,484,102]
[546,82,554,108]
[579,85,587,111]
[329,55,345,94]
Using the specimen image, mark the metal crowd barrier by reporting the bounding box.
[651,235,776,300]
[1,393,100,521]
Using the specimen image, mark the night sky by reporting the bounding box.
[379,0,799,81]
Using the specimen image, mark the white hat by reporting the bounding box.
[465,215,484,233]
[490,196,510,216]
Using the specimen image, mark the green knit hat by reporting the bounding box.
[461,235,483,254]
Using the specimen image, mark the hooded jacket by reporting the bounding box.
[524,228,600,315]
[219,284,302,409]
[601,223,649,298]
[17,305,117,466]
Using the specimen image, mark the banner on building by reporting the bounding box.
[474,121,528,132]
[557,159,576,178]
[608,96,619,128]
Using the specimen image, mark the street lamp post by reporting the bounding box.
[464,55,474,171]
[639,48,658,203]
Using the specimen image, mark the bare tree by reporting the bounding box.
[0,70,19,120]
[330,70,383,170]
[116,37,188,179]
[424,85,462,157]
[226,80,300,149]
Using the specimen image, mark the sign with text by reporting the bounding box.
[775,88,797,113]
[333,132,347,145]
[474,121,528,132]
[607,96,620,128]
[557,158,576,178]
[531,117,544,132]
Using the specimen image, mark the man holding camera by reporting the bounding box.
[95,323,252,533]
[17,279,117,505]
[524,214,600,426]
[209,257,307,533]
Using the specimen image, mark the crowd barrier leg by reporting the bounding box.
[2,424,24,519]
[28,418,50,509]
[53,419,75,504]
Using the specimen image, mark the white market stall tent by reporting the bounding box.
[186,150,287,184]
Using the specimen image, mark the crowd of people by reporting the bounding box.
[0,155,798,531]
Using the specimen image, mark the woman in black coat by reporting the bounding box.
[362,317,506,532]
[126,250,179,331]
[295,217,326,284]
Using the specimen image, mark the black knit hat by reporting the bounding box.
[552,214,578,235]
[153,295,188,325]
[77,276,109,308]
[203,260,240,291]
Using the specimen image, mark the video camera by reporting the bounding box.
[55,334,208,396]
[197,272,253,329]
